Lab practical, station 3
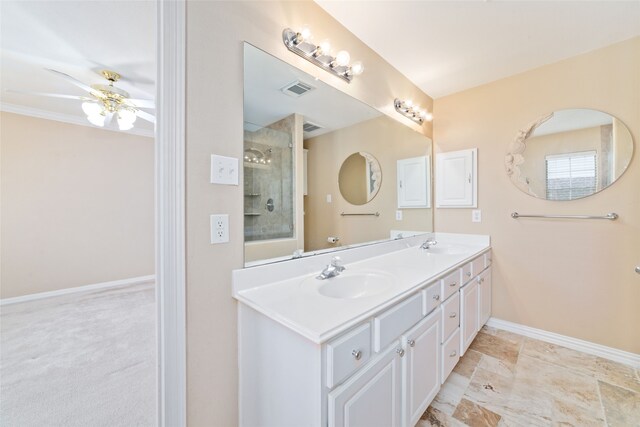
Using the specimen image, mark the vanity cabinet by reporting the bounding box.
[328,340,403,427]
[237,247,492,427]
[460,280,479,354]
[401,311,440,427]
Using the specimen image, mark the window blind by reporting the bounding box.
[545,151,597,200]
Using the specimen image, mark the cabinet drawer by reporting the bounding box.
[484,250,492,269]
[461,262,473,284]
[326,322,371,388]
[374,293,423,352]
[441,269,460,300]
[471,256,484,277]
[441,292,460,342]
[442,328,461,382]
[422,283,441,315]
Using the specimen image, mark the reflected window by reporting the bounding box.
[545,151,597,200]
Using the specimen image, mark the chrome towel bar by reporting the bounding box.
[341,212,380,217]
[511,212,618,221]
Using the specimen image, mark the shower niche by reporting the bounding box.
[243,116,296,243]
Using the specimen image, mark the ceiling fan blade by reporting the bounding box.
[135,109,156,124]
[46,68,99,96]
[126,98,155,109]
[6,89,88,100]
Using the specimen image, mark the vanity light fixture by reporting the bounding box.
[282,27,364,83]
[394,98,433,125]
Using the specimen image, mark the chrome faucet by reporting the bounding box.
[420,238,438,250]
[317,256,346,280]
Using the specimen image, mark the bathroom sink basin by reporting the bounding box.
[303,271,394,299]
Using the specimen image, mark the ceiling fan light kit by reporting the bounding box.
[10,68,156,131]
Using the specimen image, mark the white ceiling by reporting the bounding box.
[0,1,156,135]
[316,1,640,98]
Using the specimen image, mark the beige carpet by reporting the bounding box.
[1,283,156,426]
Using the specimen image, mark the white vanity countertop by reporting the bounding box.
[232,233,490,344]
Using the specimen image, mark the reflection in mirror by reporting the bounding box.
[338,152,382,205]
[506,109,634,200]
[243,43,433,265]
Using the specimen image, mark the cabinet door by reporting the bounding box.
[328,341,403,427]
[436,148,477,208]
[402,311,440,427]
[460,281,479,354]
[397,156,430,208]
[478,268,492,328]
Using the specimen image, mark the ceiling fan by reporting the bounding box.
[11,68,155,131]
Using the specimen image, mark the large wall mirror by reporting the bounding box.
[243,43,433,265]
[506,108,634,200]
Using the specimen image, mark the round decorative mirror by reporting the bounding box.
[505,109,634,200]
[338,152,382,205]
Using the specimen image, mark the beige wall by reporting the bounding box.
[433,37,640,353]
[186,1,433,425]
[305,116,433,251]
[0,112,154,298]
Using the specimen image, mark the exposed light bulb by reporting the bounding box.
[318,40,331,55]
[350,61,364,76]
[335,50,350,66]
[424,112,434,122]
[82,101,102,116]
[405,100,413,108]
[299,26,311,41]
[87,112,105,127]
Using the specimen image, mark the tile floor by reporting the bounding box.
[419,326,640,427]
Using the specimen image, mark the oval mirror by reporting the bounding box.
[338,152,382,205]
[506,109,634,200]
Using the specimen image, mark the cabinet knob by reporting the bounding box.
[408,339,415,347]
[449,312,457,318]
[488,258,492,263]
[635,266,640,274]
[450,350,457,357]
[466,272,471,277]
[450,282,457,287]
[481,278,485,283]
[352,350,362,360]
[433,294,440,301]
[396,348,405,357]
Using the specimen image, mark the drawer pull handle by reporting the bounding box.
[449,312,457,318]
[450,282,457,287]
[433,294,440,301]
[466,272,471,277]
[396,348,405,357]
[352,350,362,360]
[408,339,415,347]
[450,350,457,357]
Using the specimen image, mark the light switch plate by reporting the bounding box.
[326,194,332,203]
[210,214,229,244]
[472,209,482,223]
[210,155,239,185]
[395,210,403,221]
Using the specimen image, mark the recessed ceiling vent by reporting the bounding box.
[281,80,315,97]
[303,121,323,133]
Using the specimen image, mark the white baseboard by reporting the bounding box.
[0,275,156,306]
[486,317,640,369]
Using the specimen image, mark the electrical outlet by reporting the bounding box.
[395,210,403,221]
[210,214,229,244]
[326,194,332,203]
[472,209,482,223]
[210,155,239,185]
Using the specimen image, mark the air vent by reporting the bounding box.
[281,80,315,97]
[303,121,323,133]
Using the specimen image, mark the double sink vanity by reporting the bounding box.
[233,232,492,427]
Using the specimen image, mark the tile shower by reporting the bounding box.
[243,115,295,242]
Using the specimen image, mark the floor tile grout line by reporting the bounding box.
[595,379,610,427]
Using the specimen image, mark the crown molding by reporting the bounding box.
[0,103,155,138]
